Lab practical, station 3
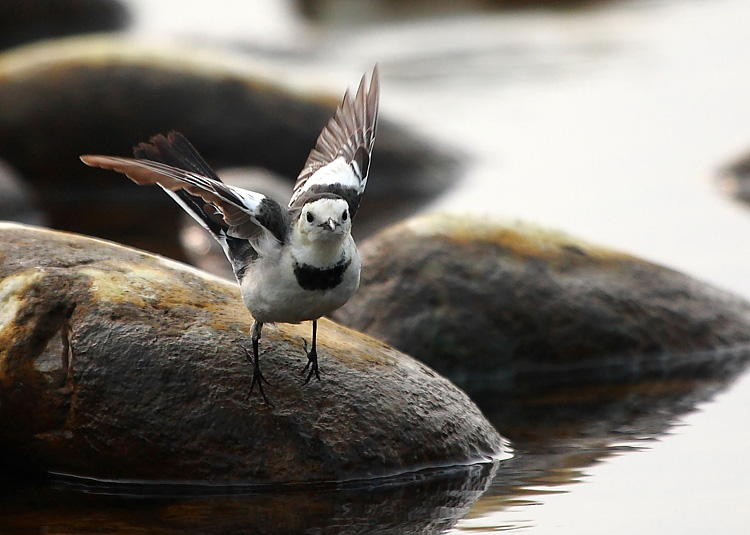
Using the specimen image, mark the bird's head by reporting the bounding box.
[298,195,351,241]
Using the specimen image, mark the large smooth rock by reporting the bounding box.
[332,214,750,404]
[0,37,458,260]
[0,222,506,483]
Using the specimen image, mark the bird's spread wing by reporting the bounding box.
[81,133,287,244]
[289,66,380,218]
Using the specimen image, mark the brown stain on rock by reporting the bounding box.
[398,214,639,267]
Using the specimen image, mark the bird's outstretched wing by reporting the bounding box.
[289,66,380,219]
[81,132,287,245]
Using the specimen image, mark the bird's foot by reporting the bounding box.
[242,346,272,406]
[301,339,320,384]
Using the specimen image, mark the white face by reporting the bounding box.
[299,197,352,240]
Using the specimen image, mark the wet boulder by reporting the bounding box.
[0,37,458,261]
[0,222,505,483]
[332,214,750,405]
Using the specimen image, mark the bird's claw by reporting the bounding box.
[242,345,272,406]
[301,339,320,384]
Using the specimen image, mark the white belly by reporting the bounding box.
[239,243,360,324]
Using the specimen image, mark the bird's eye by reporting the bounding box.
[342,210,348,221]
[306,212,314,223]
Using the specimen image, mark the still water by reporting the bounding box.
[9,0,750,532]
[253,2,750,530]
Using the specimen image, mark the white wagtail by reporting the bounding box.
[80,67,379,403]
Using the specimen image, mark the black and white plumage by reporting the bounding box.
[80,67,380,403]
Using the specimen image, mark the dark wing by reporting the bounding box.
[289,66,380,219]
[81,133,287,249]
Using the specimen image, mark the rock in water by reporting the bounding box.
[0,37,458,259]
[332,214,750,403]
[0,159,45,225]
[0,222,506,483]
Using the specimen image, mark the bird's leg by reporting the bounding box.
[302,320,321,384]
[244,320,272,404]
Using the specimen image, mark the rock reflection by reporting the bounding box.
[459,345,750,527]
[2,464,496,534]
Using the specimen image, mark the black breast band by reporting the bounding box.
[293,257,351,291]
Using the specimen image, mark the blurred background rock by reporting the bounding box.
[0,0,131,50]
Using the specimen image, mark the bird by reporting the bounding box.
[80,66,380,404]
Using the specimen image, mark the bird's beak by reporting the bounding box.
[326,218,336,231]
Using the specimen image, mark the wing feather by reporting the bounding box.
[81,135,287,244]
[289,66,380,218]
